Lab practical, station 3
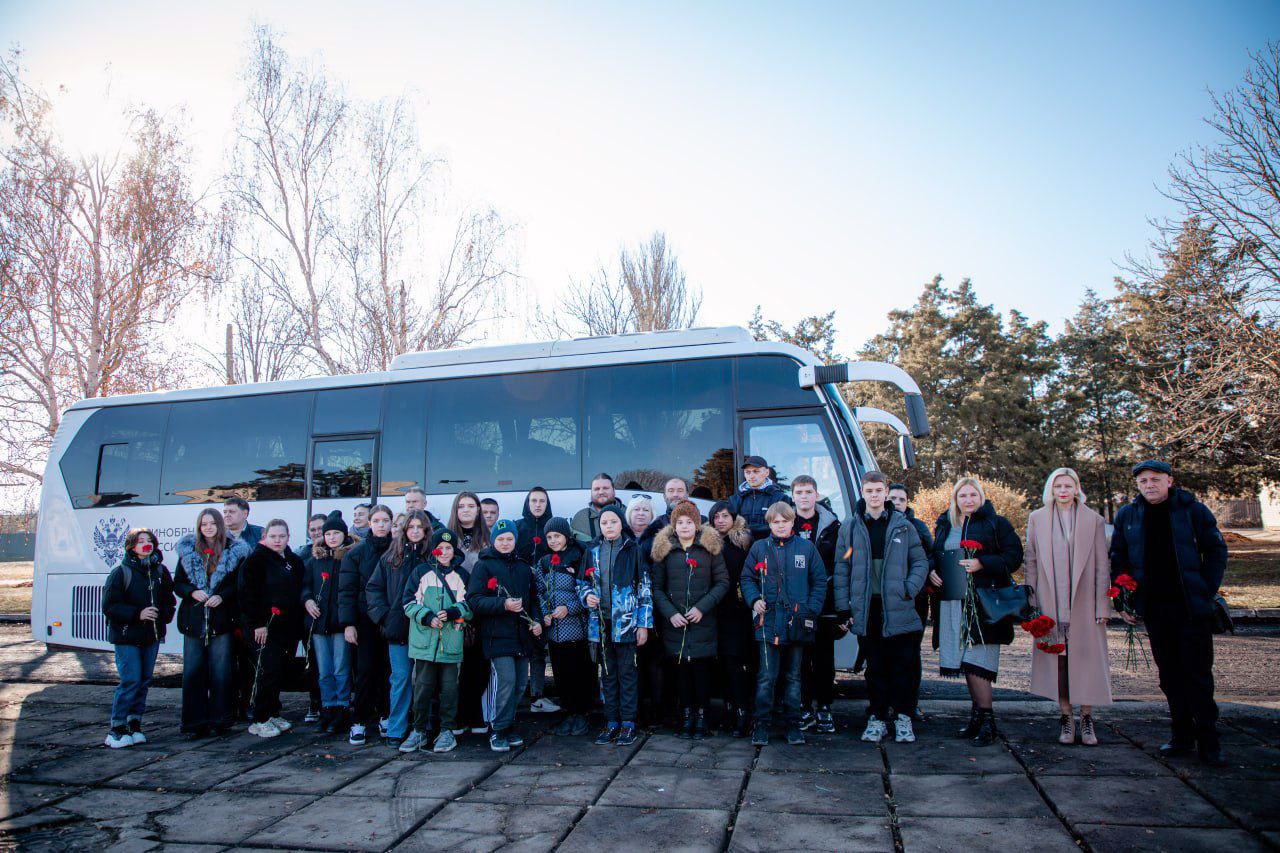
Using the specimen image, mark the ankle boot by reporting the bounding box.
[693,709,707,739]
[958,704,982,739]
[972,708,998,746]
[678,708,695,739]
[734,708,751,739]
[720,704,737,733]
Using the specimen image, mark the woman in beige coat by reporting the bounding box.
[1025,467,1112,745]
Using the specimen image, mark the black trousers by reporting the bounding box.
[1146,600,1218,747]
[721,651,755,717]
[860,597,921,720]
[250,637,289,723]
[233,631,256,718]
[676,657,713,709]
[457,641,489,729]
[548,640,596,715]
[352,620,389,726]
[638,634,673,725]
[801,618,842,708]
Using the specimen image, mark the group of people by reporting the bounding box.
[101,455,1230,766]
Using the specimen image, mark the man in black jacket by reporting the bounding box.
[1110,460,1229,766]
[890,483,935,721]
[727,456,792,541]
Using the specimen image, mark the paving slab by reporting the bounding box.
[897,816,1079,851]
[334,758,498,799]
[891,772,1047,818]
[11,743,164,785]
[751,739,885,773]
[630,734,756,771]
[0,821,117,850]
[214,748,392,794]
[1037,774,1232,828]
[108,746,284,791]
[882,737,1023,774]
[559,805,730,852]
[0,782,80,819]
[393,801,580,852]
[511,733,644,767]
[154,790,318,844]
[1074,823,1273,852]
[598,766,745,810]
[727,810,894,852]
[462,763,617,806]
[247,792,442,851]
[740,769,886,816]
[1182,773,1280,830]
[1008,739,1173,777]
[1223,714,1280,747]
[0,717,82,744]
[46,786,192,819]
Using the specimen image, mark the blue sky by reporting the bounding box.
[3,0,1277,352]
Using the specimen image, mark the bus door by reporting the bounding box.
[307,434,379,532]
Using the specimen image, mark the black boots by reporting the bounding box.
[678,708,695,739]
[692,709,707,740]
[734,708,751,739]
[972,708,998,746]
[958,704,982,739]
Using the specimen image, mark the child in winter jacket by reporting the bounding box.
[534,517,593,736]
[465,519,543,752]
[300,511,356,735]
[102,528,176,748]
[740,501,827,747]
[578,506,652,747]
[402,528,473,753]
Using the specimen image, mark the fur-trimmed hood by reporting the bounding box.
[722,515,752,551]
[311,537,355,561]
[650,522,723,563]
[177,532,249,595]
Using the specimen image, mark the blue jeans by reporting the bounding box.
[182,633,234,731]
[312,633,352,709]
[754,643,804,726]
[113,642,159,726]
[387,643,412,740]
[488,655,529,734]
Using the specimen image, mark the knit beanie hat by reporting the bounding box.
[544,517,572,540]
[322,510,348,536]
[492,519,518,540]
[670,500,702,529]
[431,528,456,551]
[598,505,626,530]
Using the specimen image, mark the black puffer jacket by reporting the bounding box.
[931,500,1023,646]
[338,533,389,627]
[727,479,793,540]
[366,543,425,643]
[301,537,355,635]
[651,524,730,660]
[794,504,841,616]
[515,491,554,565]
[237,544,305,641]
[466,546,542,658]
[102,551,176,646]
[173,534,249,638]
[713,512,756,657]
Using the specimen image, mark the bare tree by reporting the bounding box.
[0,51,216,486]
[539,231,700,338]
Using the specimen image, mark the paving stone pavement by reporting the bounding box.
[1,681,1278,852]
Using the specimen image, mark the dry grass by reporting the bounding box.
[0,562,32,616]
[1221,534,1280,609]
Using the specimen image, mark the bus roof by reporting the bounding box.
[66,326,820,411]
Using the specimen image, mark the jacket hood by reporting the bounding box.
[720,514,752,550]
[521,489,554,526]
[796,503,838,536]
[738,478,778,494]
[650,523,724,562]
[478,545,520,563]
[546,540,584,568]
[935,499,996,528]
[311,535,356,561]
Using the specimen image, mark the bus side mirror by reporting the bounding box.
[898,434,917,471]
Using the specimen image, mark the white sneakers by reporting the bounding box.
[530,697,561,714]
[248,720,282,738]
[104,727,133,749]
[894,714,916,743]
[861,715,888,742]
[269,716,293,733]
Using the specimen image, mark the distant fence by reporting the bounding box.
[1205,497,1263,529]
[0,532,34,562]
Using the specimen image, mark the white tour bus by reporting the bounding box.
[32,326,928,662]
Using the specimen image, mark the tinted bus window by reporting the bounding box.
[380,382,427,495]
[160,392,312,503]
[426,371,580,491]
[312,438,375,498]
[60,405,169,508]
[736,354,818,409]
[584,358,734,498]
[314,386,384,435]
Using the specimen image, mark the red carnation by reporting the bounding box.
[755,561,767,572]
[1107,585,1120,599]
[801,522,812,532]
[959,539,983,551]
[486,577,499,591]
[321,572,330,581]
[432,547,443,557]
[550,554,561,566]
[585,566,596,579]
[270,606,281,616]
[686,558,697,568]
[533,536,542,545]
[202,548,213,555]
[1115,574,1137,592]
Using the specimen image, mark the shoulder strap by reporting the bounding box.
[121,564,132,589]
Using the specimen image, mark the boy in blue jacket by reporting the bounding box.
[740,501,826,746]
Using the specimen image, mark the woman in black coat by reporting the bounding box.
[238,519,305,738]
[927,478,1023,745]
[174,509,251,736]
[301,513,357,734]
[710,501,755,737]
[338,504,394,744]
[651,502,730,738]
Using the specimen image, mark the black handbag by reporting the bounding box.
[1211,594,1234,635]
[975,584,1033,628]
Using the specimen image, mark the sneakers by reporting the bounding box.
[399,730,426,753]
[379,718,389,738]
[304,708,321,724]
[433,730,457,753]
[786,727,805,745]
[816,707,836,734]
[894,714,916,743]
[594,725,618,746]
[861,715,888,743]
[489,732,511,752]
[569,714,591,736]
[385,737,403,749]
[530,697,561,713]
[1080,714,1098,746]
[798,711,817,732]
[104,726,133,749]
[248,720,282,738]
[751,723,769,746]
[269,716,292,733]
[127,718,146,745]
[615,724,638,746]
[349,723,367,746]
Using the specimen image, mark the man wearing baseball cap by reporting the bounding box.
[1109,459,1229,766]
[727,455,793,541]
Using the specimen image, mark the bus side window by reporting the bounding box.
[744,416,848,518]
[380,382,427,496]
[60,405,169,508]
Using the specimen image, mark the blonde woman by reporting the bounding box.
[1025,468,1112,745]
[928,477,1023,745]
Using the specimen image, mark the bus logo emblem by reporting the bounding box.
[93,517,130,567]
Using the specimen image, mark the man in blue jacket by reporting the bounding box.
[728,456,793,541]
[1110,460,1229,767]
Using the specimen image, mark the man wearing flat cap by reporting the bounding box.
[1109,459,1229,766]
